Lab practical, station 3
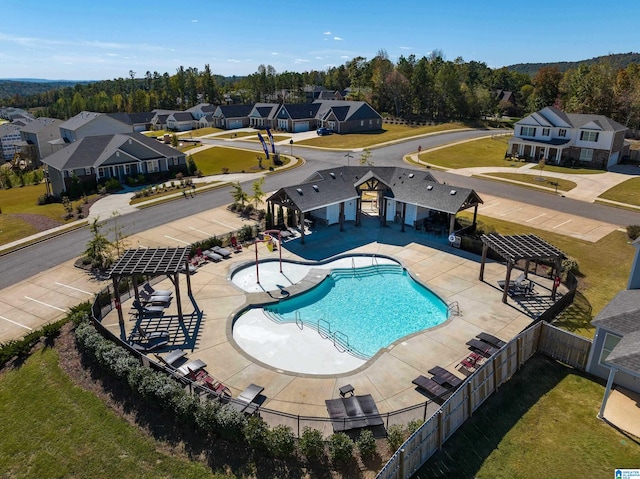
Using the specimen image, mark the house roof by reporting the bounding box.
[215,104,253,118]
[521,106,627,132]
[592,289,640,335]
[0,123,21,137]
[481,233,566,263]
[169,112,194,122]
[107,112,155,125]
[313,100,382,122]
[42,132,183,171]
[266,166,481,215]
[251,103,280,119]
[280,103,321,120]
[58,111,103,131]
[19,117,62,134]
[606,330,640,373]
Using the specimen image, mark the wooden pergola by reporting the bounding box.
[109,247,192,328]
[478,233,566,303]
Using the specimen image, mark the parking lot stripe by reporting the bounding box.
[55,282,93,295]
[0,315,32,331]
[24,296,66,312]
[526,213,546,223]
[552,219,572,229]
[211,218,236,229]
[479,202,500,210]
[188,226,211,237]
[163,235,191,245]
[500,207,523,217]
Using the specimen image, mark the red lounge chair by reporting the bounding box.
[230,236,243,252]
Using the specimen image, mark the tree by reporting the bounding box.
[529,66,562,111]
[231,181,248,207]
[359,148,373,166]
[251,177,265,208]
[84,217,112,270]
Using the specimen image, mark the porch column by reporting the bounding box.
[552,257,562,300]
[356,196,361,227]
[597,366,618,419]
[339,202,345,232]
[448,214,456,237]
[472,205,478,228]
[301,212,306,245]
[112,276,125,338]
[401,203,406,233]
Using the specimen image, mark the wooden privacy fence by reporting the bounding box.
[376,322,592,479]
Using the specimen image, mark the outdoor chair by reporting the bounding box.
[466,338,499,358]
[230,236,243,252]
[412,375,450,400]
[154,349,187,368]
[230,383,264,414]
[428,365,463,389]
[139,290,171,306]
[497,272,526,290]
[129,327,170,352]
[143,283,172,297]
[325,394,382,432]
[212,245,232,258]
[131,299,165,317]
[476,332,506,348]
[203,249,223,262]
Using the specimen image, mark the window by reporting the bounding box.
[98,168,106,178]
[580,149,594,162]
[542,128,550,136]
[124,164,130,175]
[361,120,364,126]
[580,130,599,142]
[84,168,91,176]
[520,126,536,136]
[146,160,159,173]
[598,333,621,366]
[558,128,567,137]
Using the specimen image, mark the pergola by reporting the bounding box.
[479,233,566,303]
[109,247,192,328]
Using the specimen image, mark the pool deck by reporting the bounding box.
[103,214,562,427]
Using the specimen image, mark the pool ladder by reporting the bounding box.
[318,318,351,354]
[448,301,461,317]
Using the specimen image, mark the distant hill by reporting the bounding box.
[0,80,93,99]
[507,52,640,76]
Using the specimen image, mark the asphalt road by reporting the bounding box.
[1,129,638,290]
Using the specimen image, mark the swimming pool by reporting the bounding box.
[264,264,448,358]
[232,256,448,373]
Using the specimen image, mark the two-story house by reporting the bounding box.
[55,111,132,145]
[508,106,629,170]
[0,123,27,160]
[19,117,63,165]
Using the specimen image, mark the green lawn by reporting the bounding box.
[598,177,640,207]
[480,172,577,192]
[418,136,513,168]
[190,146,289,175]
[0,183,85,245]
[531,164,605,174]
[297,122,468,149]
[416,355,640,479]
[0,347,221,479]
[213,131,256,140]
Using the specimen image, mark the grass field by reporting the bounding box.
[530,163,605,174]
[479,172,577,192]
[297,122,468,149]
[190,146,289,175]
[416,354,640,479]
[0,183,83,245]
[598,177,640,207]
[418,136,514,168]
[0,347,221,479]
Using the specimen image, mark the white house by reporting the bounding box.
[56,111,132,144]
[508,106,629,170]
[166,112,195,131]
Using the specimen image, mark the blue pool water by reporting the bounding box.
[264,265,448,358]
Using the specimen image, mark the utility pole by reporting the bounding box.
[345,152,353,166]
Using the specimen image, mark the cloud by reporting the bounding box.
[399,46,412,50]
[340,55,350,59]
[294,58,310,63]
[333,36,343,41]
[106,53,118,57]
[192,19,198,23]
[272,52,279,55]
[227,59,241,63]
[315,56,323,59]
[323,31,331,35]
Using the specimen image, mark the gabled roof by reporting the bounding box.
[313,100,382,122]
[42,132,183,171]
[606,330,640,373]
[519,106,627,132]
[168,112,194,122]
[58,111,103,131]
[215,104,253,118]
[279,103,321,120]
[592,289,640,335]
[250,103,280,119]
[0,123,21,136]
[186,103,213,113]
[19,117,62,134]
[108,112,155,125]
[266,166,480,215]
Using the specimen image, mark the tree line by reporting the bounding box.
[3,51,640,129]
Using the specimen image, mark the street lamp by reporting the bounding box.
[345,152,353,166]
[289,139,293,156]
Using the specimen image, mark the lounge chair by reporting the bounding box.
[176,358,207,376]
[131,299,165,317]
[477,332,506,348]
[202,249,223,262]
[466,338,499,358]
[497,272,525,290]
[212,245,232,258]
[143,283,172,297]
[129,327,170,352]
[428,366,463,389]
[230,383,264,414]
[154,349,187,368]
[412,375,450,399]
[180,263,198,274]
[325,394,382,432]
[139,290,172,306]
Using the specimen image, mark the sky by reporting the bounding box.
[2,0,639,81]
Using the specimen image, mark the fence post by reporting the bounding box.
[437,410,444,450]
[467,381,473,418]
[399,448,406,479]
[517,336,523,369]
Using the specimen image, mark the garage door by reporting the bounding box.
[294,122,309,133]
[228,120,243,129]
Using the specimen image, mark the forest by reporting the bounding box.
[2,51,640,129]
